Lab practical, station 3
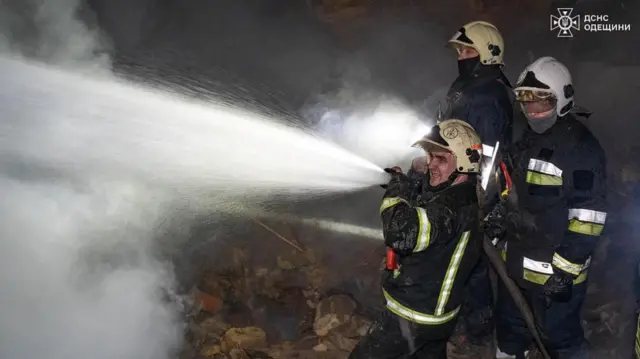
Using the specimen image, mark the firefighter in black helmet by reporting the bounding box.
[349,119,484,359]
[485,56,607,359]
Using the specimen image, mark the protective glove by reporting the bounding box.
[543,272,573,305]
[481,201,508,241]
[381,167,411,200]
[406,167,427,202]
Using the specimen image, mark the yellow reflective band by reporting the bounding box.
[413,207,432,252]
[568,219,604,236]
[523,257,554,275]
[567,208,607,236]
[383,289,460,325]
[435,231,470,315]
[523,269,588,285]
[380,197,409,213]
[522,256,589,285]
[528,158,563,177]
[525,171,563,185]
[500,249,506,261]
[568,208,607,224]
[525,158,563,186]
[552,253,584,276]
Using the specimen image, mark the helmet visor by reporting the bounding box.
[515,89,557,116]
[514,89,556,102]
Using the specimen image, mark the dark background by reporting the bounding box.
[1,0,639,356]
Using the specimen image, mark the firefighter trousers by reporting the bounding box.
[495,279,589,359]
[349,308,457,359]
[453,254,495,342]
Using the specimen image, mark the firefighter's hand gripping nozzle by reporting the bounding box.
[381,167,407,271]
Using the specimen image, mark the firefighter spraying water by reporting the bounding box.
[0,54,431,359]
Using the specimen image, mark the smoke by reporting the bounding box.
[0,0,184,358]
[0,0,110,70]
[0,179,183,359]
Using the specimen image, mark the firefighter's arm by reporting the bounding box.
[552,142,608,279]
[380,197,454,256]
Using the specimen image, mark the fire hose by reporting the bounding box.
[484,161,551,359]
[483,237,550,359]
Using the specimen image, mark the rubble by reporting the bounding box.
[222,327,267,351]
[183,237,375,359]
[182,214,634,359]
[313,294,356,336]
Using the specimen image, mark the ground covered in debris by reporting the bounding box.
[177,189,640,359]
[178,228,383,359]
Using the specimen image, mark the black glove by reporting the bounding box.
[406,168,427,201]
[543,272,573,305]
[481,201,507,240]
[381,167,411,199]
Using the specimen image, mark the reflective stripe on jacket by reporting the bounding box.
[503,114,607,288]
[380,180,481,324]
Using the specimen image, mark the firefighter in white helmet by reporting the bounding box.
[484,56,607,358]
[350,120,484,359]
[443,20,515,357]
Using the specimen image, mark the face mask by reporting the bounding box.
[457,56,480,78]
[524,107,558,134]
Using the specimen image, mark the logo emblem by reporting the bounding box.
[443,127,459,139]
[550,8,580,38]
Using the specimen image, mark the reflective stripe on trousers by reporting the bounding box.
[568,208,607,236]
[501,243,589,285]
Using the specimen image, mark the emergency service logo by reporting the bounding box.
[550,8,580,38]
[550,8,631,38]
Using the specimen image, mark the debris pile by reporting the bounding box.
[180,242,376,359]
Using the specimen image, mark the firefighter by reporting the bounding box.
[349,119,484,359]
[444,20,515,355]
[445,20,514,152]
[485,56,607,359]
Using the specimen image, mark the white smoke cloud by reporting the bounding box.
[0,179,183,359]
[0,1,184,358]
[0,0,110,70]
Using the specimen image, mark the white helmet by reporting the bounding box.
[412,119,483,174]
[448,21,505,66]
[514,56,575,116]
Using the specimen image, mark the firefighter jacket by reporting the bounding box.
[501,114,607,289]
[445,65,514,157]
[380,178,482,326]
